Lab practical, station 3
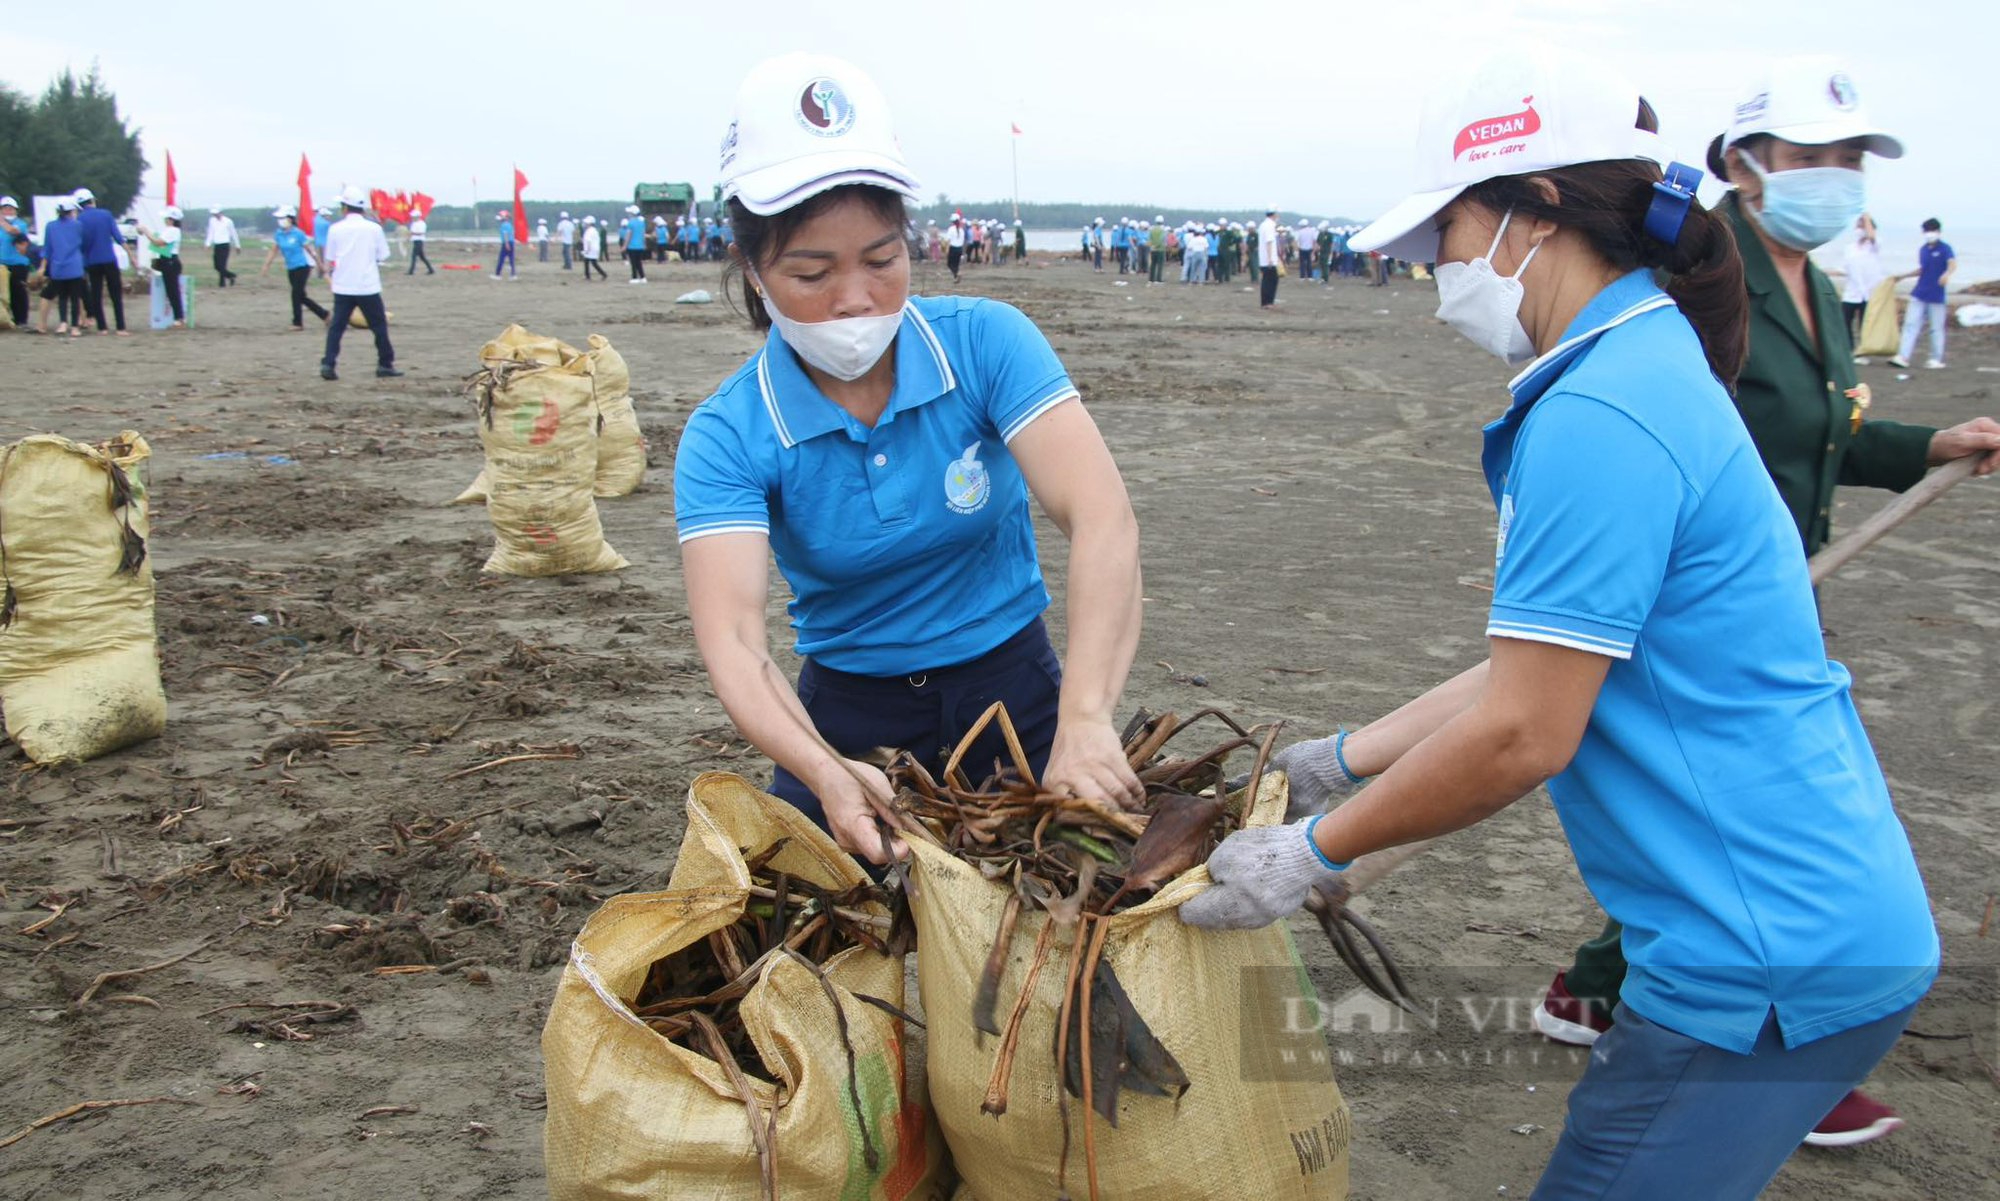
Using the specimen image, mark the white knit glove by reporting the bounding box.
[1179,816,1348,930]
[1271,731,1368,821]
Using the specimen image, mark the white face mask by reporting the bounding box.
[1434,209,1542,365]
[752,270,903,382]
[1923,231,1941,244]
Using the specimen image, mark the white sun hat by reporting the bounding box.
[1722,55,1901,158]
[1351,47,1664,263]
[720,52,922,215]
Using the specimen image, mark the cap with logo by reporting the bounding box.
[1351,48,1663,263]
[720,53,922,216]
[1722,55,1901,158]
[0,195,16,209]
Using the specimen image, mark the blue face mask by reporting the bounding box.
[1737,151,1866,252]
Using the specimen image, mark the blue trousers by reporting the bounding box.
[1534,1001,1917,1200]
[321,293,393,370]
[770,618,1062,835]
[496,240,515,276]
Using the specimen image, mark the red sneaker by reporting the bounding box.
[1533,972,1616,1047]
[1805,1089,1903,1147]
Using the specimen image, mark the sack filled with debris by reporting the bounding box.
[584,334,646,499]
[472,326,627,575]
[542,772,949,1200]
[0,431,167,763]
[904,746,1351,1201]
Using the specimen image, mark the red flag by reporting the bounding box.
[370,188,391,219]
[1011,123,1023,136]
[390,190,412,224]
[165,151,178,206]
[411,191,435,220]
[511,168,529,245]
[297,154,314,236]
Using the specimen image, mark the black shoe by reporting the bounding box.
[376,366,403,378]
[320,364,338,381]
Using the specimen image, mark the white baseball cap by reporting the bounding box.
[720,53,922,215]
[1351,48,1663,263]
[273,205,297,219]
[625,204,641,214]
[56,197,78,212]
[0,195,16,209]
[1722,56,1901,158]
[162,205,183,220]
[339,185,367,208]
[73,187,95,204]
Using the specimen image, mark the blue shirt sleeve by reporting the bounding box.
[965,300,1080,443]
[1487,393,1689,659]
[673,403,773,543]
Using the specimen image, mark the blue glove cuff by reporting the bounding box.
[1332,729,1364,785]
[1303,814,1353,872]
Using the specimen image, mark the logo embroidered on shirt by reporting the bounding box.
[944,443,991,515]
[1495,493,1514,567]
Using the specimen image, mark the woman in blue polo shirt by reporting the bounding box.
[1183,52,1938,1198]
[675,53,1144,864]
[260,206,328,330]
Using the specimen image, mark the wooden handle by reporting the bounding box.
[1809,454,1980,586]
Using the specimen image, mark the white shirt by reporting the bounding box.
[582,226,602,258]
[409,217,428,240]
[205,214,238,248]
[1257,218,1279,267]
[324,213,390,295]
[149,226,182,258]
[946,222,966,248]
[1841,238,1886,304]
[537,223,550,242]
[1187,232,1209,256]
[556,218,575,244]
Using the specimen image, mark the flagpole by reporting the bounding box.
[1011,134,1020,223]
[471,176,479,228]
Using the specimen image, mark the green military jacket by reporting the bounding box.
[1727,198,1932,551]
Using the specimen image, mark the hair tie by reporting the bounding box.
[1644,162,1704,246]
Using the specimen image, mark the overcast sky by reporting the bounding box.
[5,0,1991,233]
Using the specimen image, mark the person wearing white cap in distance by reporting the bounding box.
[319,185,398,380]
[674,53,1145,864]
[407,206,434,275]
[205,206,241,287]
[492,210,516,279]
[537,217,551,262]
[1527,54,2000,1153]
[0,195,30,327]
[619,205,648,283]
[137,205,187,328]
[579,215,605,279]
[1182,47,1941,1197]
[262,205,330,327]
[556,211,576,270]
[651,215,669,263]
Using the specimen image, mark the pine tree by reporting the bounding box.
[0,65,146,214]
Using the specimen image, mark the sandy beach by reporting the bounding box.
[2,250,1995,1200]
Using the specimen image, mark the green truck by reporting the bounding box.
[634,182,696,223]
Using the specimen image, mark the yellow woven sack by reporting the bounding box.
[542,772,950,1200]
[0,432,166,763]
[586,334,646,499]
[908,774,1351,1200]
[473,326,627,575]
[1856,277,1901,359]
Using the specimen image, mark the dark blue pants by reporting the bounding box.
[770,618,1062,835]
[1534,1001,1917,1199]
[322,293,393,370]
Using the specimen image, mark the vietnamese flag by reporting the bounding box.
[411,191,435,220]
[511,167,529,244]
[297,154,314,236]
[165,151,178,206]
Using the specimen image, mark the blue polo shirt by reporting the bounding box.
[314,220,330,250]
[1912,239,1954,304]
[1482,270,1937,1054]
[622,217,645,248]
[675,296,1080,675]
[43,218,86,279]
[273,226,313,270]
[78,206,123,266]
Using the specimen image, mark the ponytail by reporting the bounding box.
[1463,100,1750,387]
